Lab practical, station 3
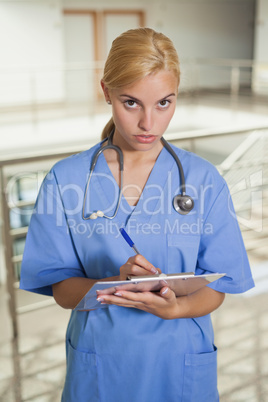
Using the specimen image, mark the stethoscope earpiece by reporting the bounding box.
[173,195,194,215]
[89,210,105,220]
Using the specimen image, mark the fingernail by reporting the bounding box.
[114,292,122,297]
[151,267,158,274]
[97,297,104,302]
[161,288,169,295]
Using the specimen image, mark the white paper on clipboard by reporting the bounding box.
[74,272,226,311]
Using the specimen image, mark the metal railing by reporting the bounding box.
[219,130,268,260]
[1,58,268,125]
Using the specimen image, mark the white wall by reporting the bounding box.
[0,0,65,106]
[145,0,254,59]
[0,0,256,107]
[63,0,255,59]
[252,0,268,94]
[146,0,255,89]
[64,0,255,90]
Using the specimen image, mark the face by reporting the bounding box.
[101,70,178,152]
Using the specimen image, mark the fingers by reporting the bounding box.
[98,287,173,307]
[97,292,143,309]
[120,254,160,280]
[160,286,171,299]
[129,254,159,274]
[97,290,151,310]
[97,287,178,319]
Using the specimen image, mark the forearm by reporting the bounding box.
[52,276,119,309]
[52,255,160,310]
[175,287,225,319]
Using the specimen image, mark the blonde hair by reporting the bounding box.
[101,27,180,140]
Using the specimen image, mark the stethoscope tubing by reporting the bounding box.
[82,136,124,220]
[160,137,186,196]
[82,133,191,220]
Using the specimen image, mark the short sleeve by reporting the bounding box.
[20,169,85,296]
[196,182,255,294]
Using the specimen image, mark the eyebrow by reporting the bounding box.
[120,93,176,103]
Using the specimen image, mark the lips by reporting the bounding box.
[135,135,157,144]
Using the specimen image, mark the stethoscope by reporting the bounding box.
[82,131,194,220]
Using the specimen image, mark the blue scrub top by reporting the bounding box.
[20,142,254,402]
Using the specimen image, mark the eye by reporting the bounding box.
[158,99,170,109]
[124,100,138,108]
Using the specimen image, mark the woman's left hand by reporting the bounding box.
[97,287,179,320]
[97,286,225,320]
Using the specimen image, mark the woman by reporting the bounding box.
[20,28,254,401]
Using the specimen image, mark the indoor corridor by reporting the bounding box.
[0,93,268,402]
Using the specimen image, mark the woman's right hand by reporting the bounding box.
[119,254,161,281]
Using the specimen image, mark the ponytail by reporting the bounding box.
[101,117,115,140]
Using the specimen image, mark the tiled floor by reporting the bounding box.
[214,287,268,401]
[0,293,69,401]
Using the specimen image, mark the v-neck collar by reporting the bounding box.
[92,145,176,227]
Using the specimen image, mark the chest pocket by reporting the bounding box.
[167,234,200,274]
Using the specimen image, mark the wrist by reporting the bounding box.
[173,296,190,319]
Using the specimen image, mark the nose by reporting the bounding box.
[138,109,153,132]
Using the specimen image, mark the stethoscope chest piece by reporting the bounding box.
[173,194,194,215]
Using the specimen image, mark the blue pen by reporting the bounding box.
[119,228,140,255]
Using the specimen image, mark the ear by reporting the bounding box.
[100,80,111,103]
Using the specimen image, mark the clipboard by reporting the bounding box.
[74,272,225,311]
